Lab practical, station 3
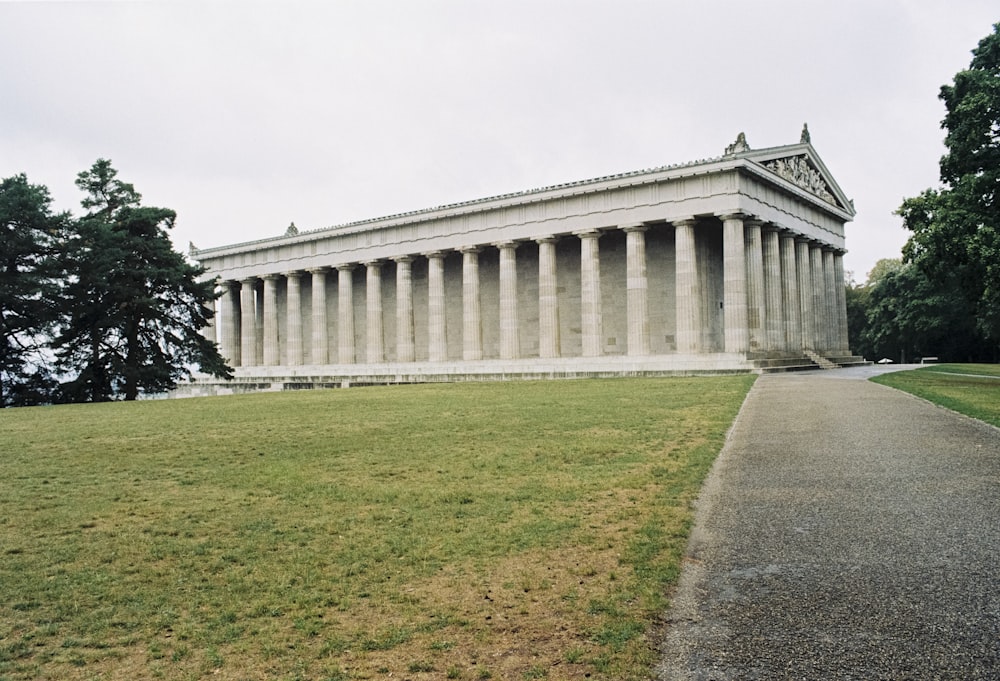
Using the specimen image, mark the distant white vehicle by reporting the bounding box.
[877,358,894,364]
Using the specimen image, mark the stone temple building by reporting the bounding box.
[182,129,862,395]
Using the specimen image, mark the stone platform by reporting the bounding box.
[170,353,868,397]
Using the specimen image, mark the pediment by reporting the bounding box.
[723,132,855,216]
[754,148,854,215]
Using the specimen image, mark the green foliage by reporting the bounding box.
[53,160,231,402]
[844,274,871,357]
[898,22,1000,346]
[2,161,231,405]
[0,174,68,406]
[852,260,989,363]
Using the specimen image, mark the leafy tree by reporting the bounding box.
[0,174,67,406]
[858,259,988,363]
[845,275,872,360]
[54,160,231,401]
[898,22,1000,348]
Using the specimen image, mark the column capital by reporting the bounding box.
[534,235,559,245]
[335,263,356,272]
[493,240,520,250]
[672,216,698,228]
[744,217,765,229]
[621,222,648,233]
[574,229,602,239]
[262,273,280,281]
[392,254,414,264]
[306,266,328,275]
[363,259,384,268]
[283,270,302,279]
[717,212,748,222]
[761,223,782,234]
[459,245,482,255]
[240,276,258,285]
[422,250,448,259]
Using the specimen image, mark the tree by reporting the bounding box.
[852,258,990,363]
[845,273,872,359]
[54,160,231,401]
[0,174,67,406]
[898,22,1000,347]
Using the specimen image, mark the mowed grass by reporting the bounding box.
[871,363,1000,427]
[0,376,754,681]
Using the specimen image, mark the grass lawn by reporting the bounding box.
[871,363,1000,427]
[0,376,754,681]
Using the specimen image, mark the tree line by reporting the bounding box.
[1,160,231,407]
[848,22,1000,364]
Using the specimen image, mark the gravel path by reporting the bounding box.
[658,366,1000,680]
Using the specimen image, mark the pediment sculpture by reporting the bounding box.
[764,155,836,205]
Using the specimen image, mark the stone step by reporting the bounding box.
[804,350,839,370]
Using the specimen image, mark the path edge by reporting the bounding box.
[654,374,763,680]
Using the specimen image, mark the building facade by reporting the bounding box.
[185,130,860,394]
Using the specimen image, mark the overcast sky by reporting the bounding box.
[2,1,997,281]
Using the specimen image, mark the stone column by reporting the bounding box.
[762,226,784,353]
[425,252,447,362]
[308,268,329,365]
[285,271,303,365]
[779,233,801,353]
[239,278,257,366]
[202,297,217,345]
[536,237,560,358]
[262,274,280,366]
[745,219,766,353]
[337,265,356,364]
[624,224,650,356]
[461,246,483,361]
[810,244,826,352]
[823,249,837,354]
[365,261,384,363]
[394,256,415,363]
[219,281,240,366]
[254,282,264,365]
[721,214,749,354]
[578,230,603,357]
[674,218,701,353]
[834,252,850,352]
[795,240,813,351]
[496,241,520,360]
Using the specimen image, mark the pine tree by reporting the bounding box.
[55,160,231,401]
[0,174,67,407]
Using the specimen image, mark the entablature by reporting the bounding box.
[196,132,854,282]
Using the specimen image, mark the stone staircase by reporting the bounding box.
[804,349,839,370]
[753,350,870,373]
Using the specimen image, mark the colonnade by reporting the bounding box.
[213,213,849,367]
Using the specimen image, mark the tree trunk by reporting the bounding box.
[89,328,103,403]
[124,314,139,401]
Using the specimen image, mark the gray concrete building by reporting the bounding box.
[184,129,859,394]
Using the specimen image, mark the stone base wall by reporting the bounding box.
[172,354,754,398]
